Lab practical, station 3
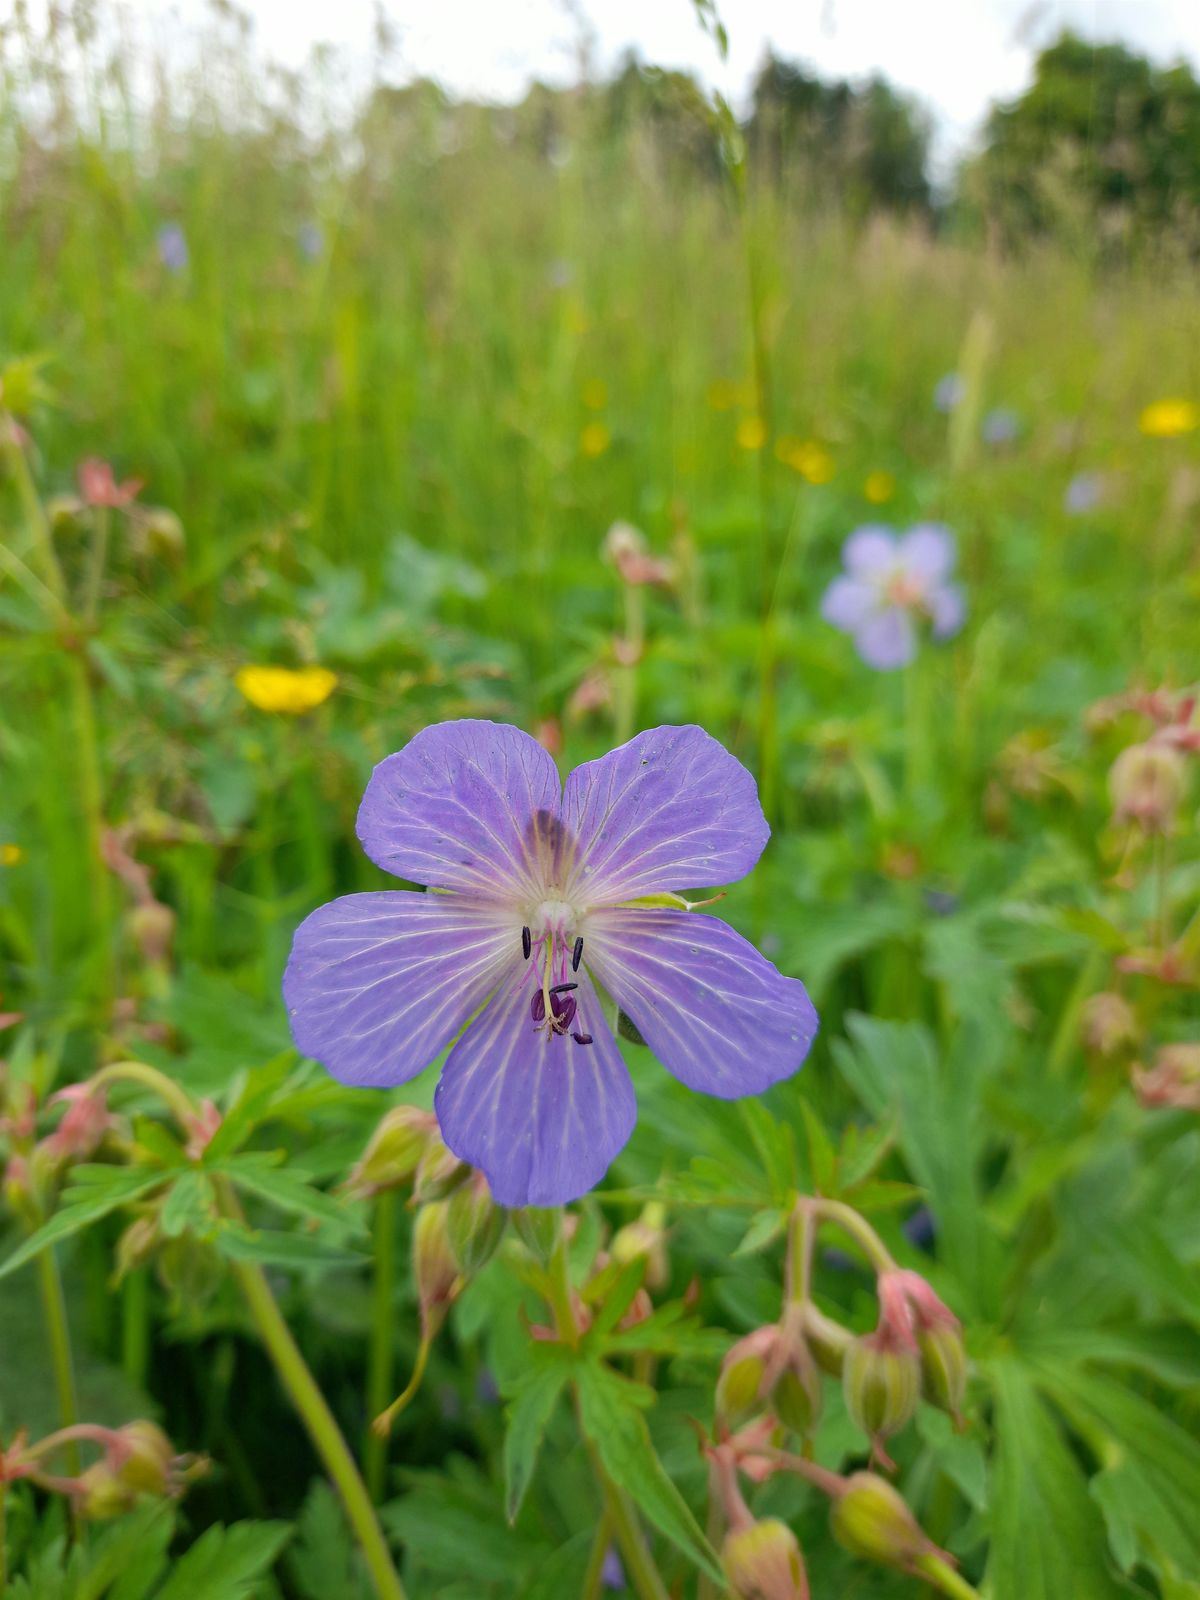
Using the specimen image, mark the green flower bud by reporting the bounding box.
[446,1172,506,1275]
[348,1106,436,1198]
[142,507,186,560]
[830,1472,940,1574]
[414,1200,459,1336]
[511,1206,560,1264]
[412,1133,471,1203]
[772,1359,822,1438]
[723,1518,809,1600]
[843,1334,919,1459]
[715,1327,775,1431]
[76,1461,136,1520]
[918,1322,968,1424]
[115,1422,176,1497]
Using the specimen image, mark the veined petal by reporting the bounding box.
[434,967,635,1206]
[582,909,817,1097]
[356,720,563,900]
[561,725,769,903]
[283,891,521,1087]
[821,576,878,633]
[855,606,915,670]
[843,525,897,576]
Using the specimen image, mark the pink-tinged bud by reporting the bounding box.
[716,1327,777,1431]
[46,1083,113,1162]
[772,1349,823,1438]
[412,1131,471,1203]
[1133,1043,1200,1112]
[446,1171,506,1275]
[567,667,614,722]
[511,1206,561,1264]
[723,1518,810,1600]
[77,457,143,509]
[114,1215,161,1281]
[830,1472,945,1574]
[1109,742,1186,834]
[1080,992,1139,1058]
[183,1099,221,1161]
[76,1460,135,1519]
[113,1422,176,1497]
[611,1202,669,1289]
[918,1322,969,1425]
[347,1106,436,1198]
[843,1334,920,1465]
[414,1201,459,1337]
[125,900,176,968]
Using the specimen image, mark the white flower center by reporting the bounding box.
[530,897,580,939]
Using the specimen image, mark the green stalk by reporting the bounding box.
[82,506,110,627]
[216,1185,405,1600]
[915,1553,984,1600]
[36,1248,80,1476]
[581,1509,614,1600]
[810,1197,897,1275]
[0,1478,6,1594]
[121,1269,150,1387]
[904,651,932,806]
[365,1189,398,1501]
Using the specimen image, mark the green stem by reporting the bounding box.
[36,1248,80,1476]
[82,506,110,626]
[92,1060,198,1128]
[121,1269,150,1386]
[914,1553,983,1600]
[66,651,115,1008]
[1046,949,1103,1075]
[0,1480,6,1595]
[785,1199,815,1305]
[218,1186,406,1600]
[904,652,931,805]
[4,425,67,608]
[809,1197,897,1275]
[697,1466,724,1600]
[365,1190,398,1501]
[580,1509,614,1600]
[580,1433,671,1600]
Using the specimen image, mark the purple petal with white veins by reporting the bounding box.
[929,581,967,639]
[855,606,916,670]
[582,909,817,1097]
[283,891,521,1087]
[434,966,635,1206]
[356,720,563,900]
[560,725,769,903]
[821,575,878,633]
[899,523,956,582]
[842,525,896,576]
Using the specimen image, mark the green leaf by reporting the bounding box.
[221,1152,362,1235]
[213,1219,363,1270]
[0,1168,167,1280]
[153,1521,292,1600]
[984,1359,1124,1600]
[576,1360,722,1582]
[502,1347,572,1523]
[287,1480,369,1600]
[732,1208,785,1257]
[158,1171,218,1240]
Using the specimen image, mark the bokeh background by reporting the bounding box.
[1,2,1199,1596]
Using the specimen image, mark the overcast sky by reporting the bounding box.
[115,1,1200,165]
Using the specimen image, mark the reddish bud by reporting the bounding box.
[1080,992,1139,1058]
[1109,742,1186,833]
[723,1518,809,1600]
[414,1201,459,1336]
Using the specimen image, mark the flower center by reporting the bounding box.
[883,570,925,609]
[519,912,592,1048]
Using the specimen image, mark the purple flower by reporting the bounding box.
[157,222,189,273]
[283,722,817,1207]
[981,407,1019,446]
[1064,470,1104,514]
[601,1547,625,1589]
[298,221,323,261]
[933,373,964,413]
[821,524,966,671]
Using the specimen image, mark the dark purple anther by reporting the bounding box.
[521,925,531,960]
[572,1032,593,1046]
[550,983,578,995]
[530,990,545,1022]
[572,936,583,972]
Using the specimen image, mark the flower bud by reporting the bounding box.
[446,1171,506,1275]
[1080,992,1139,1058]
[772,1356,823,1438]
[142,507,185,560]
[76,1461,135,1520]
[830,1472,941,1574]
[843,1334,919,1461]
[412,1132,471,1203]
[917,1322,968,1425]
[114,1215,161,1282]
[413,1200,459,1336]
[125,900,176,968]
[114,1422,176,1497]
[611,1202,669,1289]
[511,1206,561,1264]
[347,1106,436,1198]
[1109,742,1186,834]
[723,1518,809,1600]
[1133,1042,1200,1111]
[715,1327,776,1431]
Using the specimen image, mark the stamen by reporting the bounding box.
[530,991,546,1022]
[572,936,584,972]
[521,925,531,961]
[571,1032,593,1046]
[551,993,577,1029]
[549,982,578,995]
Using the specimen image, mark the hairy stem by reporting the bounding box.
[37,1248,80,1476]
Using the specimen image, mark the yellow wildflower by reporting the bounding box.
[580,422,611,459]
[581,379,608,410]
[1139,399,1199,438]
[864,470,896,504]
[236,665,337,715]
[1,843,24,867]
[736,416,768,451]
[777,437,834,484]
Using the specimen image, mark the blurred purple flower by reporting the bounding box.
[934,373,964,413]
[1064,470,1104,514]
[157,222,188,273]
[982,407,1019,446]
[298,221,323,261]
[602,1547,625,1589]
[902,1205,936,1251]
[547,257,573,290]
[284,721,818,1207]
[821,525,967,671]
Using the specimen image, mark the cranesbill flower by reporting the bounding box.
[933,374,964,414]
[821,525,966,671]
[981,407,1019,446]
[157,223,189,273]
[283,721,818,1206]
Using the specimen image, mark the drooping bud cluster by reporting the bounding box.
[2,1418,204,1523]
[716,1314,822,1439]
[1109,741,1187,834]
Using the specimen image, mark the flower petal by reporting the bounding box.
[561,725,769,902]
[356,720,563,899]
[821,576,877,633]
[582,909,817,1098]
[843,525,896,575]
[929,581,967,639]
[898,523,956,582]
[855,607,915,670]
[434,967,635,1206]
[283,891,521,1087]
